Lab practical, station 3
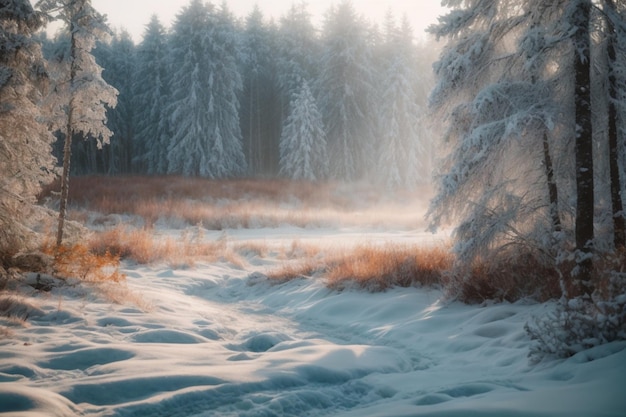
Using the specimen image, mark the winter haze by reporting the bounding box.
[2,1,625,417]
[91,0,447,41]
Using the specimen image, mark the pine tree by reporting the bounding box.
[0,0,56,259]
[317,0,375,180]
[428,1,551,265]
[241,5,275,175]
[279,81,328,180]
[377,15,425,188]
[277,2,319,101]
[36,0,118,246]
[96,30,135,174]
[133,15,170,174]
[166,0,245,178]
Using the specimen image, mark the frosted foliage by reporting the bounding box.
[133,16,170,174]
[277,4,319,100]
[526,273,626,360]
[426,0,585,268]
[96,30,134,174]
[0,0,56,255]
[377,24,426,188]
[279,81,328,180]
[429,80,557,250]
[38,0,118,148]
[166,1,245,178]
[317,1,375,180]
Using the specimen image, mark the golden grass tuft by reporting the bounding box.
[327,244,452,291]
[266,260,325,284]
[87,225,227,267]
[42,240,125,283]
[267,243,453,291]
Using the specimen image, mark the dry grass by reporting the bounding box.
[0,294,43,322]
[327,244,452,291]
[0,326,14,338]
[41,240,125,283]
[40,176,431,230]
[97,281,154,311]
[87,225,227,267]
[267,243,453,291]
[450,247,626,304]
[447,249,564,304]
[267,260,326,284]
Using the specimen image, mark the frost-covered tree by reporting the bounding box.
[428,1,554,268]
[240,6,280,175]
[430,0,626,289]
[377,15,425,188]
[96,30,135,174]
[133,15,170,174]
[316,0,375,180]
[277,2,319,101]
[279,81,328,180]
[37,0,118,246]
[0,0,56,258]
[208,3,246,177]
[167,0,245,178]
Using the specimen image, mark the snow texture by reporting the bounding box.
[1,228,625,417]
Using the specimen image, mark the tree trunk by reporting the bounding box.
[572,0,594,297]
[56,16,79,247]
[606,0,625,248]
[543,131,561,233]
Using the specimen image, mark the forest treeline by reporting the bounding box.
[39,0,436,185]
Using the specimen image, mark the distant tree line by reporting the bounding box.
[38,0,435,186]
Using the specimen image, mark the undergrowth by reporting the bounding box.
[267,243,453,292]
[526,248,626,360]
[447,250,563,304]
[87,225,226,267]
[41,240,125,283]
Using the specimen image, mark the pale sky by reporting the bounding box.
[90,0,447,43]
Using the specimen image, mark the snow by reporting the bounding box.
[1,227,625,417]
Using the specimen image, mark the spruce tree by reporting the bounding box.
[377,15,425,188]
[279,81,328,180]
[0,0,56,259]
[133,15,170,174]
[167,0,245,178]
[317,1,375,180]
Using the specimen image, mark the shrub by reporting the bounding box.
[525,249,626,361]
[327,244,451,291]
[41,241,124,283]
[267,243,452,291]
[446,248,562,304]
[87,225,226,266]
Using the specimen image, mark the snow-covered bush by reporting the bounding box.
[526,270,626,361]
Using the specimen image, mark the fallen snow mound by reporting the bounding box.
[1,255,625,416]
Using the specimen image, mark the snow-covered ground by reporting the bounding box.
[1,227,625,417]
